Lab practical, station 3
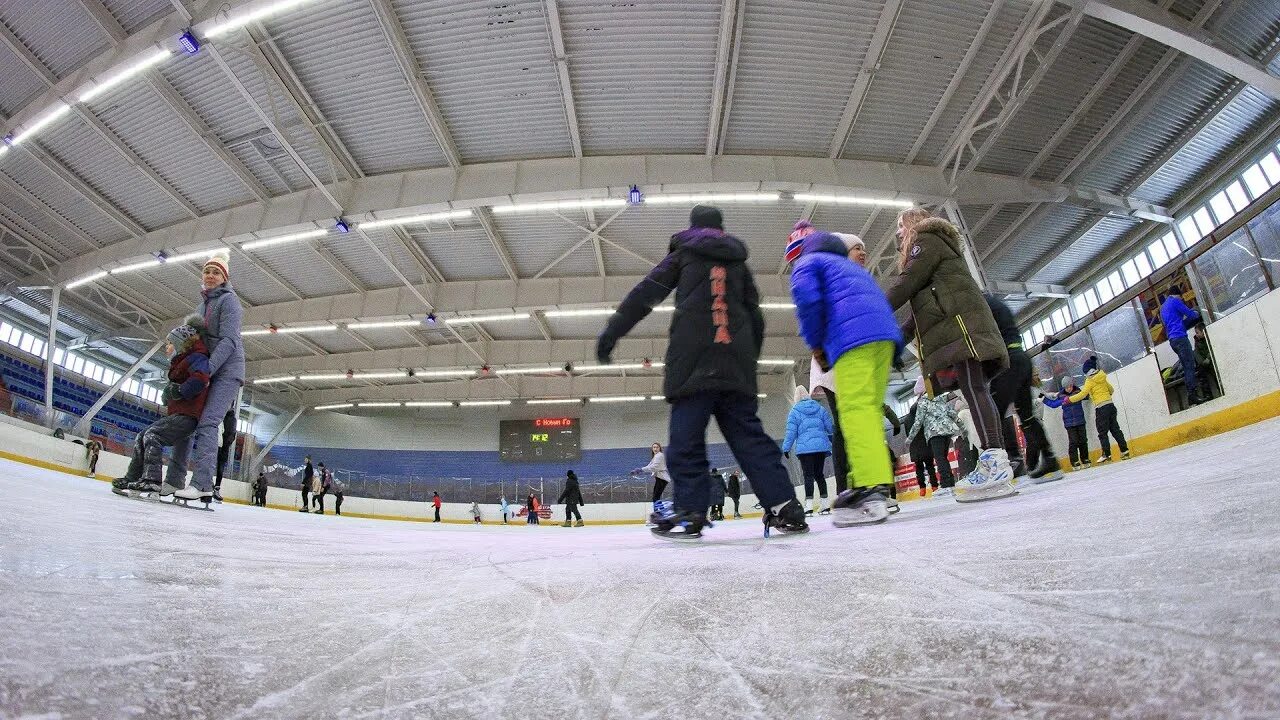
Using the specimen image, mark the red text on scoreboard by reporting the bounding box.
[534,417,576,428]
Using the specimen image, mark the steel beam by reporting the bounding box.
[43,287,60,425]
[829,0,904,159]
[543,0,584,158]
[71,340,162,436]
[706,0,746,156]
[248,405,305,480]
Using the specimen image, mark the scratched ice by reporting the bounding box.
[2,418,1279,719]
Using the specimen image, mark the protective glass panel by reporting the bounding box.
[1246,199,1280,285]
[1089,304,1149,373]
[1037,327,1094,391]
[1196,229,1269,316]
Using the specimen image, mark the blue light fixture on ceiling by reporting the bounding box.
[334,218,350,234]
[628,185,643,205]
[178,30,200,56]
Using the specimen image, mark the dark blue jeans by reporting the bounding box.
[1171,336,1198,397]
[667,391,793,514]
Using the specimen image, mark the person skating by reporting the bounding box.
[300,456,313,512]
[211,407,238,504]
[636,442,671,519]
[598,205,808,540]
[986,294,1063,482]
[1042,379,1089,469]
[906,377,960,493]
[471,501,482,524]
[111,320,210,498]
[311,464,327,514]
[500,496,510,524]
[432,491,442,522]
[253,469,268,507]
[789,228,903,526]
[1068,356,1130,462]
[726,471,742,518]
[174,250,244,506]
[85,439,102,479]
[558,470,585,527]
[526,494,540,525]
[331,476,343,515]
[903,398,937,497]
[781,385,834,515]
[708,468,727,521]
[1161,285,1206,405]
[885,209,1014,503]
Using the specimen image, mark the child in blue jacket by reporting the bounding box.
[790,231,903,526]
[781,385,835,515]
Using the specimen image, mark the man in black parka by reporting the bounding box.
[598,206,807,539]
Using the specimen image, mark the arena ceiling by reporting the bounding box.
[0,0,1278,411]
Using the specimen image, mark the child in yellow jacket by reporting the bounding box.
[1065,356,1130,463]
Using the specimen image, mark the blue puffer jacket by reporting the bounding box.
[790,232,903,364]
[782,398,833,455]
[1042,388,1086,428]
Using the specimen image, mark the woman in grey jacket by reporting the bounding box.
[172,250,245,504]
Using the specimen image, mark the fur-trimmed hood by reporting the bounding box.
[912,217,964,256]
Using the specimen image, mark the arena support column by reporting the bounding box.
[43,286,59,427]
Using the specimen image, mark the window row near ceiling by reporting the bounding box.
[0,321,162,406]
[1022,142,1280,345]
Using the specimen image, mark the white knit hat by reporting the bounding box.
[833,232,865,252]
[203,249,230,281]
[793,385,809,404]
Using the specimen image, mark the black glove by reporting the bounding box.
[784,450,791,459]
[892,352,905,373]
[596,335,615,365]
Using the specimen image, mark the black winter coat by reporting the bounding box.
[984,294,1022,347]
[726,474,741,498]
[709,472,726,505]
[558,476,583,506]
[599,228,765,400]
[903,404,931,462]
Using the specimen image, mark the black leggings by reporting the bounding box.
[913,456,936,490]
[1066,425,1089,465]
[822,391,850,493]
[729,496,740,514]
[1095,404,1128,457]
[991,348,1056,467]
[651,477,668,503]
[950,358,1003,449]
[927,436,955,488]
[798,452,829,499]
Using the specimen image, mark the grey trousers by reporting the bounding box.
[122,415,198,485]
[189,376,241,492]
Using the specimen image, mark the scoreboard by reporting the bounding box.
[499,417,581,462]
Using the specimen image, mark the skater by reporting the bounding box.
[300,456,313,512]
[470,501,482,524]
[708,468,727,521]
[906,377,960,493]
[637,442,671,516]
[598,205,808,539]
[332,475,343,515]
[986,294,1063,482]
[526,494,540,525]
[1042,378,1089,469]
[789,227,903,526]
[903,398,937,496]
[781,385,834,515]
[885,209,1014,503]
[500,496,510,524]
[432,491,442,522]
[253,469,268,507]
[1068,356,1130,462]
[212,406,237,503]
[311,464,327,514]
[85,439,101,478]
[174,250,244,506]
[1161,285,1206,405]
[111,319,210,498]
[558,470,585,527]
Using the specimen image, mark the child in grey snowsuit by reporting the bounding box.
[907,386,960,492]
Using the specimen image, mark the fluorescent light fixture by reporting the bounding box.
[759,359,795,366]
[357,401,403,408]
[792,193,915,208]
[574,362,663,372]
[643,193,779,205]
[653,305,675,313]
[79,49,172,103]
[760,302,796,310]
[296,373,350,381]
[240,328,274,336]
[110,259,163,274]
[757,393,768,399]
[241,228,327,252]
[274,324,338,334]
[351,371,408,380]
[313,403,353,411]
[526,398,580,405]
[356,209,472,230]
[542,307,616,318]
[66,271,108,290]
[163,249,218,264]
[589,395,650,403]
[204,0,321,37]
[459,400,511,407]
[446,312,529,324]
[252,375,297,385]
[405,401,454,407]
[10,103,72,145]
[413,369,474,378]
[491,198,626,214]
[495,365,561,376]
[347,319,420,331]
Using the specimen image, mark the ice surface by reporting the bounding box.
[3,419,1280,719]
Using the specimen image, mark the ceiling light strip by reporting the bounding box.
[491,198,626,214]
[643,193,779,205]
[241,228,328,252]
[79,49,173,103]
[313,403,353,411]
[792,193,915,208]
[357,209,472,230]
[204,0,322,38]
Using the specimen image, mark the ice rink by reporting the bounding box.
[2,420,1278,719]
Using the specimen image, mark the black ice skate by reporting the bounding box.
[1028,455,1064,483]
[832,486,891,527]
[762,499,809,537]
[110,477,133,496]
[651,512,710,542]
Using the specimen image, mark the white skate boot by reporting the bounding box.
[954,448,1017,503]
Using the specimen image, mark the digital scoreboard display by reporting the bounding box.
[499,417,581,462]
